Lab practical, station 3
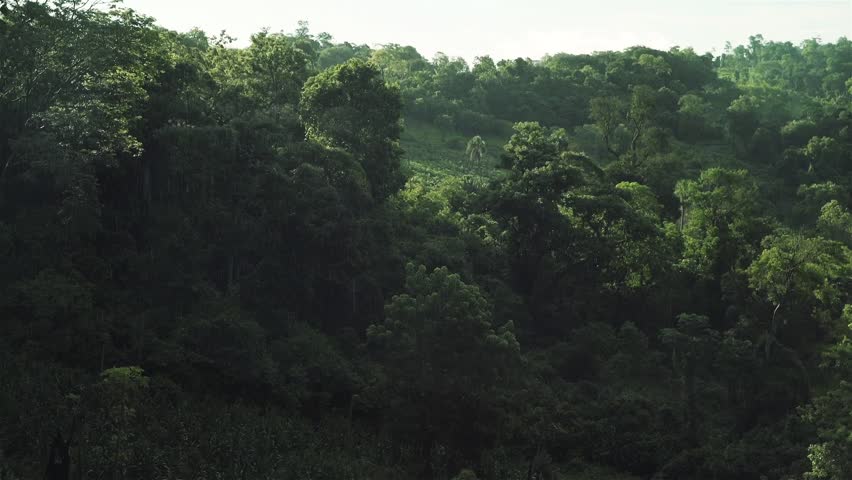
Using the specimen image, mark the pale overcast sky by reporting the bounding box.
[121,0,851,61]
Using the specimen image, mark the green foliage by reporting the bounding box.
[3,3,852,479]
[452,468,479,480]
[466,135,487,165]
[675,168,769,278]
[367,263,520,472]
[748,233,849,312]
[246,29,311,106]
[301,59,403,199]
[803,380,852,479]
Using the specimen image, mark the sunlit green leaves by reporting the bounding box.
[301,59,403,199]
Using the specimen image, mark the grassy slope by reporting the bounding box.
[400,118,509,181]
[401,117,742,188]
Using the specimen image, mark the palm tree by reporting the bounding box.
[465,135,487,167]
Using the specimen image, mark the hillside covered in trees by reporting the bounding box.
[2,1,852,479]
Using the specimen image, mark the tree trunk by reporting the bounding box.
[142,157,152,207]
[685,359,698,446]
[629,125,642,167]
[0,133,12,196]
[44,433,70,480]
[227,253,235,291]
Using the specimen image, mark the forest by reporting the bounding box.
[1,1,852,479]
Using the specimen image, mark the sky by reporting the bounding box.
[121,0,852,61]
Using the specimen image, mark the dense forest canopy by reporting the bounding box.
[1,1,852,479]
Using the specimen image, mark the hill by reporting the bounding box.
[1,4,852,480]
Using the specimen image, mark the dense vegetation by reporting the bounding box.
[1,2,852,479]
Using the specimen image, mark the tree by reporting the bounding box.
[677,93,720,141]
[802,306,852,479]
[675,168,768,280]
[747,232,851,361]
[485,122,670,333]
[803,136,846,177]
[317,42,371,70]
[465,135,487,167]
[625,85,659,167]
[82,367,151,480]
[0,0,155,202]
[590,96,626,161]
[818,201,852,246]
[795,182,847,225]
[300,59,403,199]
[246,29,311,107]
[369,43,431,88]
[487,123,593,317]
[367,263,519,473]
[589,85,667,168]
[661,314,720,445]
[432,53,475,101]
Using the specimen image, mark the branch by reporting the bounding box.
[601,130,620,161]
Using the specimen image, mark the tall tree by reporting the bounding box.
[300,59,403,200]
[465,135,487,166]
[367,263,519,474]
